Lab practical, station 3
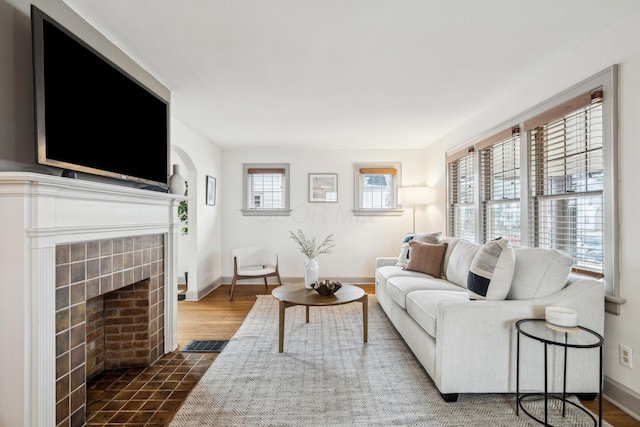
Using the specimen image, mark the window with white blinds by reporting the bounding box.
[447,149,475,241]
[354,164,402,215]
[242,164,291,216]
[443,67,620,309]
[527,90,604,274]
[478,127,521,243]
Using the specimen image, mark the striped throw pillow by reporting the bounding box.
[467,237,515,300]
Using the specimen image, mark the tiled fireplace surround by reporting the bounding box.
[55,235,166,426]
[0,173,181,427]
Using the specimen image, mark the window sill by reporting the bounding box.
[242,209,292,217]
[605,295,626,315]
[353,209,403,217]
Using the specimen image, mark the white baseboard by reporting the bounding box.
[184,281,220,301]
[603,375,640,421]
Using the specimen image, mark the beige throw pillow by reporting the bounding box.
[403,241,448,278]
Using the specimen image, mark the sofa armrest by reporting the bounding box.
[433,278,604,394]
[376,257,398,268]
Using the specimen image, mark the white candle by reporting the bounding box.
[545,306,578,328]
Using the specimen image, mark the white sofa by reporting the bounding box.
[375,236,605,402]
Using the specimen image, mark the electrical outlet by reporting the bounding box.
[619,344,633,369]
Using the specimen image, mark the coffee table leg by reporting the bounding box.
[279,300,285,353]
[306,306,310,323]
[362,294,368,342]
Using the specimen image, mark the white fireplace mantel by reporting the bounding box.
[0,172,184,427]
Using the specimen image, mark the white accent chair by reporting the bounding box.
[230,247,282,300]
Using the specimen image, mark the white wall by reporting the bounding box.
[424,7,640,412]
[221,148,429,282]
[171,118,222,299]
[423,138,448,234]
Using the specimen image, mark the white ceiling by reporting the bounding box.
[63,0,639,150]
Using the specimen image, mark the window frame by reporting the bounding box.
[447,147,476,241]
[444,65,621,312]
[353,162,403,216]
[477,127,521,244]
[241,163,291,216]
[526,91,604,276]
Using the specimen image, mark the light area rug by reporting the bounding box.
[170,294,608,427]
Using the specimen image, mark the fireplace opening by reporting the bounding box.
[86,279,152,379]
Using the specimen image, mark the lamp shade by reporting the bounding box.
[398,186,429,206]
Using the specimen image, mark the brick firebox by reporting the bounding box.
[86,279,154,379]
[55,234,165,427]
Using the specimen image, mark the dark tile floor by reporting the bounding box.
[86,352,214,426]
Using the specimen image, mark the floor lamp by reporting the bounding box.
[398,186,429,234]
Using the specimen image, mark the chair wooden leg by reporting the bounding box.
[263,277,269,293]
[229,277,237,301]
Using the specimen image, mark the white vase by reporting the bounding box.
[304,258,319,289]
[169,164,185,195]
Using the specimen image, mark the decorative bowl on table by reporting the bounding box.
[310,280,342,296]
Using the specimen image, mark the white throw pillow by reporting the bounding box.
[467,238,515,300]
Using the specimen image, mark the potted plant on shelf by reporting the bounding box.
[289,229,335,288]
[177,182,188,236]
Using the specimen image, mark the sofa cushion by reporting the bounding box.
[467,238,516,300]
[445,240,481,288]
[405,290,468,338]
[396,232,441,267]
[404,241,448,278]
[376,265,428,284]
[437,237,461,280]
[508,247,574,299]
[376,266,435,293]
[387,276,462,309]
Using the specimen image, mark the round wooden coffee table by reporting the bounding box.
[271,283,368,353]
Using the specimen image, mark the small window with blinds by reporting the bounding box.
[242,164,291,216]
[478,127,521,244]
[354,163,402,216]
[527,89,604,274]
[447,149,475,242]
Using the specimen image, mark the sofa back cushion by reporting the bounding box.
[445,240,481,288]
[508,247,574,299]
[467,237,516,300]
[437,237,460,280]
[403,241,448,278]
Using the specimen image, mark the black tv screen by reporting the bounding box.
[31,6,169,188]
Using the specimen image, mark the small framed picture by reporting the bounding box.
[309,173,338,203]
[206,175,216,206]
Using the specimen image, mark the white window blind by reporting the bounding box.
[478,127,521,243]
[447,148,475,242]
[247,168,286,209]
[527,89,604,274]
[354,165,402,215]
[242,163,291,216]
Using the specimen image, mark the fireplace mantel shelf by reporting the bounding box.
[0,172,182,427]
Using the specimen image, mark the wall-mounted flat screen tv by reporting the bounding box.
[31,5,169,189]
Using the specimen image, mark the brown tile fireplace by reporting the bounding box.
[55,235,166,427]
[0,173,181,427]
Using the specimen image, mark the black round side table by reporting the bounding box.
[515,318,604,426]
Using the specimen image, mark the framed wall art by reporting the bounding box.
[309,173,338,203]
[206,175,216,206]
